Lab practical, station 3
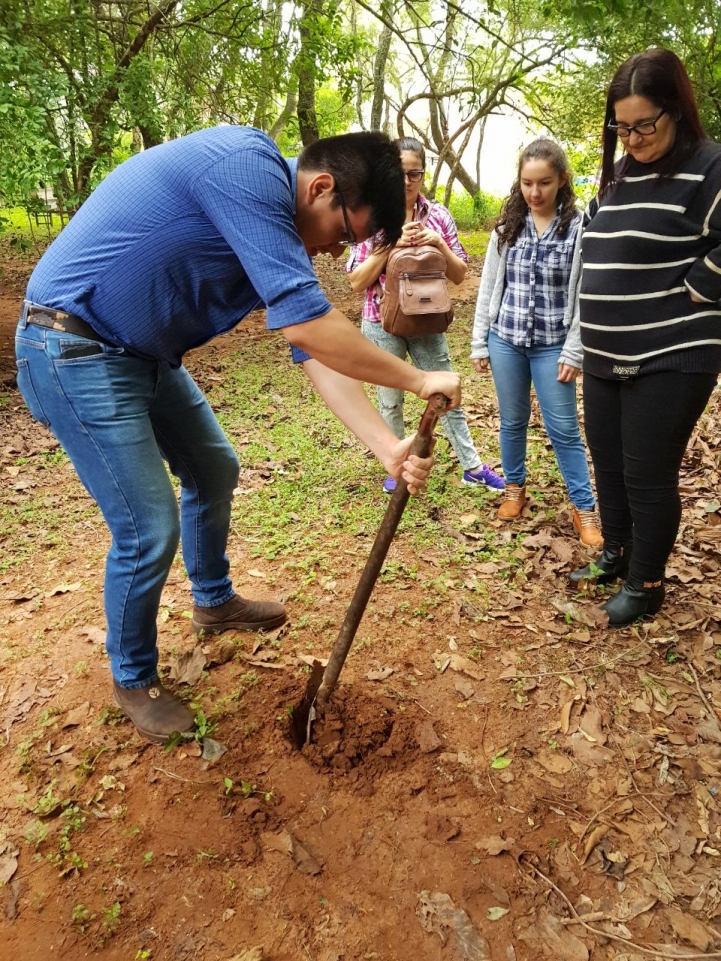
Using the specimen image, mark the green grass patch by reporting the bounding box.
[0,206,63,256]
[197,334,504,570]
[448,191,502,232]
[458,229,491,258]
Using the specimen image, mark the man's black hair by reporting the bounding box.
[298,132,405,247]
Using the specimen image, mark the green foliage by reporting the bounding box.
[277,86,358,155]
[541,0,721,146]
[2,0,720,213]
[0,0,365,204]
[449,190,502,231]
[71,903,94,931]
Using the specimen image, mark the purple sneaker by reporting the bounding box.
[383,476,397,494]
[462,464,505,490]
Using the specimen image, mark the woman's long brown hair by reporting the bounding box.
[600,47,707,197]
[495,138,577,252]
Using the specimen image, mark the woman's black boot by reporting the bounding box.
[601,575,665,627]
[568,541,632,586]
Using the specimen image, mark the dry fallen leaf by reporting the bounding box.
[62,701,91,728]
[476,835,516,856]
[228,949,265,961]
[560,700,575,735]
[0,840,19,886]
[665,906,712,951]
[240,655,284,670]
[297,654,329,668]
[366,666,394,681]
[262,830,321,875]
[581,824,608,865]
[168,646,206,686]
[45,581,82,597]
[417,890,492,960]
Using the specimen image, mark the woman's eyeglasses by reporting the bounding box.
[404,169,425,183]
[607,109,666,139]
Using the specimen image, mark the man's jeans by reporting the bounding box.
[362,320,482,471]
[15,318,239,688]
[487,329,594,510]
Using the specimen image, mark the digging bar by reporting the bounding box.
[291,392,450,747]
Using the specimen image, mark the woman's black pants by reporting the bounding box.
[583,371,717,582]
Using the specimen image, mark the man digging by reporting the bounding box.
[15,128,460,744]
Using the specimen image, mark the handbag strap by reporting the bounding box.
[414,200,433,227]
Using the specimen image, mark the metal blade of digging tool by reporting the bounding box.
[290,392,450,749]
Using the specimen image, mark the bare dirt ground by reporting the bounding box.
[1,246,721,961]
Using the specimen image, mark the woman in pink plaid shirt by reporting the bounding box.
[346,137,504,494]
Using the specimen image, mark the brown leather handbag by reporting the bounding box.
[378,208,454,337]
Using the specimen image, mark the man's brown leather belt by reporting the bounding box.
[25,304,108,343]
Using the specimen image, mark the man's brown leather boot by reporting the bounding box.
[113,680,195,744]
[191,594,287,635]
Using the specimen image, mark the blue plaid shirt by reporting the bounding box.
[27,127,331,366]
[495,209,581,347]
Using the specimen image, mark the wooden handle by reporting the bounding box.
[314,393,450,711]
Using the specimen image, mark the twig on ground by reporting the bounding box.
[507,644,647,681]
[478,708,488,760]
[521,856,721,959]
[152,766,216,785]
[687,663,718,720]
[578,795,626,843]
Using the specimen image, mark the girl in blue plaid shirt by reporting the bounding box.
[471,139,601,547]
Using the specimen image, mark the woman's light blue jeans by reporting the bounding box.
[15,317,239,688]
[361,320,482,471]
[487,329,594,510]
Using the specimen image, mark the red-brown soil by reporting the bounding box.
[1,243,720,961]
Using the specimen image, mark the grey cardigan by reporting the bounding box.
[470,217,584,369]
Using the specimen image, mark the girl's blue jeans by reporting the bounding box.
[487,329,595,510]
[15,316,239,688]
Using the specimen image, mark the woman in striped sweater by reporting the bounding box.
[570,48,721,626]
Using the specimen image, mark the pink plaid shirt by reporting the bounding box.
[345,194,468,323]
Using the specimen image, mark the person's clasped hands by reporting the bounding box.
[395,221,442,249]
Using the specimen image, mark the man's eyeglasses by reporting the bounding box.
[607,108,666,139]
[404,169,425,183]
[332,185,356,247]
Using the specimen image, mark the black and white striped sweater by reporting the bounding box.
[580,142,721,379]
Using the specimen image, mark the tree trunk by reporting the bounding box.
[253,0,284,130]
[475,115,487,191]
[296,0,324,146]
[75,0,180,197]
[370,25,392,131]
[269,84,299,141]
